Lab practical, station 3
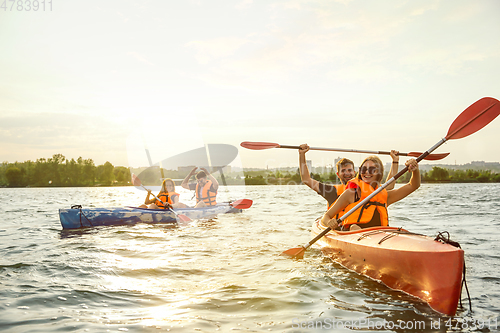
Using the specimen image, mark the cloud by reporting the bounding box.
[235,0,253,10]
[128,52,155,66]
[1,0,499,167]
[0,112,130,165]
[181,0,499,91]
[186,37,250,64]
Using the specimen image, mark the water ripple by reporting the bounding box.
[0,184,499,332]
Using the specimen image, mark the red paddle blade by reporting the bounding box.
[230,199,253,209]
[131,174,142,187]
[280,247,306,259]
[408,152,450,160]
[177,214,192,223]
[446,97,500,140]
[240,141,280,150]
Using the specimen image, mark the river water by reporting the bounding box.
[0,184,499,332]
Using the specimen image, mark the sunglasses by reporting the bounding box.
[360,166,379,175]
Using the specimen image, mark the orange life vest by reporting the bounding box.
[195,180,217,206]
[155,191,179,209]
[327,183,349,220]
[341,178,388,227]
[327,184,347,210]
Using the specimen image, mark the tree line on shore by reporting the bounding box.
[1,154,131,187]
[1,154,499,187]
[244,166,500,185]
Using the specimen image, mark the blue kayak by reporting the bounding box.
[59,204,242,229]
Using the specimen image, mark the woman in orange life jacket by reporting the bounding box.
[320,155,420,231]
[181,167,219,208]
[298,144,400,209]
[139,178,188,209]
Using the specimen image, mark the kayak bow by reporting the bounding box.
[311,220,464,316]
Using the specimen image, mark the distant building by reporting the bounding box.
[471,161,486,167]
[385,162,400,174]
[177,165,231,174]
[178,165,197,174]
[334,157,342,169]
[204,165,232,174]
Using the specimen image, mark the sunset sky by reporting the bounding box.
[1,0,499,170]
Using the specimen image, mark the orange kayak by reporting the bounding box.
[311,220,464,315]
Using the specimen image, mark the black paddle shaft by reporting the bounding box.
[279,144,412,157]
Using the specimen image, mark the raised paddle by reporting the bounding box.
[281,97,500,259]
[240,141,450,161]
[131,174,192,224]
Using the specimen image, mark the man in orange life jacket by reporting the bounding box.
[321,156,420,231]
[298,144,400,209]
[181,167,219,208]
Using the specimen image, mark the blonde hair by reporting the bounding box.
[357,155,384,184]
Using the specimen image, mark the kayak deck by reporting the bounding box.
[311,220,464,316]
